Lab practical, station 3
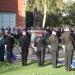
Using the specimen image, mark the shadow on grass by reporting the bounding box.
[44,62,52,67]
[27,60,36,66]
[71,69,75,71]
[57,65,64,68]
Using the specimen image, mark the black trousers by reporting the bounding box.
[21,49,29,66]
[36,50,45,66]
[51,50,59,68]
[0,46,5,62]
[65,50,73,71]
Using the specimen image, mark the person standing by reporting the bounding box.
[19,30,30,66]
[0,32,5,62]
[5,32,15,63]
[61,27,74,71]
[34,30,46,66]
[49,31,59,68]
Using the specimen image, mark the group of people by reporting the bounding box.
[0,26,75,71]
[30,26,75,71]
[0,29,15,63]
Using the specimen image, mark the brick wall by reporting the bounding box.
[0,0,18,12]
[17,0,26,28]
[0,0,26,28]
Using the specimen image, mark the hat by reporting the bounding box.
[52,31,56,35]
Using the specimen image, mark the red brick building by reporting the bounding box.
[0,0,26,29]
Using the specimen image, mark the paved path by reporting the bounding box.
[13,47,75,62]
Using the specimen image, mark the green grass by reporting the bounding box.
[0,61,75,75]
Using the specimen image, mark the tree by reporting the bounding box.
[26,0,63,27]
[62,2,75,26]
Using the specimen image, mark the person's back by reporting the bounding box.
[49,34,58,44]
[19,31,30,66]
[62,31,73,51]
[19,35,30,50]
[62,31,71,43]
[35,35,46,51]
[5,35,15,49]
[48,31,59,68]
[49,34,58,50]
[61,27,74,71]
[34,33,46,66]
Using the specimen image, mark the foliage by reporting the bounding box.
[26,0,63,27]
[26,0,75,27]
[62,2,75,26]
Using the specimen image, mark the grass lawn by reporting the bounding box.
[0,61,75,75]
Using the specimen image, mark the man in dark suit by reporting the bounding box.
[49,31,59,68]
[19,30,30,66]
[61,27,74,71]
[5,32,15,63]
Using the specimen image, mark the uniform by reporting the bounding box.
[61,28,74,71]
[34,32,46,66]
[49,31,59,68]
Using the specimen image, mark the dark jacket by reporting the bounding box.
[19,35,30,50]
[5,36,15,50]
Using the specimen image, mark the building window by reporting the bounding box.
[0,13,16,29]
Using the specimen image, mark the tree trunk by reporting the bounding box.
[42,3,47,28]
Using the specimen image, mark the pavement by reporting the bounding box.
[13,47,75,62]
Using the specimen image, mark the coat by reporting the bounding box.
[19,35,30,51]
[5,36,15,50]
[49,34,58,51]
[61,31,74,51]
[34,36,46,51]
